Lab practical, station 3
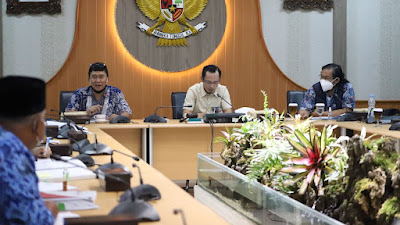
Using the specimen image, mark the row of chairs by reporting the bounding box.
[60,91,306,119]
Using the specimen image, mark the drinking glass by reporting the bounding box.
[288,103,298,117]
[315,103,325,120]
[373,108,383,127]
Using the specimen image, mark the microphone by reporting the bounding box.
[143,105,192,123]
[49,153,64,161]
[95,150,140,175]
[95,150,132,192]
[49,154,128,189]
[119,163,161,202]
[49,154,160,221]
[216,94,235,111]
[50,132,84,157]
[80,134,113,155]
[132,163,143,185]
[108,162,161,221]
[50,109,73,126]
[94,134,98,150]
[50,109,86,139]
[113,149,140,161]
[173,209,187,225]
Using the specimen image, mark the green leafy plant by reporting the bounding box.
[218,90,286,174]
[378,197,400,222]
[280,125,347,195]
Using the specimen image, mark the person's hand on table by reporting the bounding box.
[87,105,102,116]
[108,114,119,120]
[311,109,326,117]
[197,112,206,118]
[298,109,310,119]
[32,146,52,158]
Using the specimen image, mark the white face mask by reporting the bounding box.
[320,79,336,92]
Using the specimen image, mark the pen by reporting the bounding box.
[44,137,51,155]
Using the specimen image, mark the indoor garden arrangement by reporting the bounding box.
[217,91,400,225]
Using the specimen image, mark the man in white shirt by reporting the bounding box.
[183,65,233,118]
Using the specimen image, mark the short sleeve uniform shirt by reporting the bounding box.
[183,82,232,114]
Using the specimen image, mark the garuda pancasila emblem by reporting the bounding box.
[136,0,208,47]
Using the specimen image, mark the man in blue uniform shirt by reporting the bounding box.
[65,62,132,120]
[0,76,57,225]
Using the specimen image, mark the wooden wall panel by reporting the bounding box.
[46,0,305,118]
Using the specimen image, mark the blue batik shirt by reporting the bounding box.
[65,85,132,119]
[0,126,54,225]
[300,82,355,112]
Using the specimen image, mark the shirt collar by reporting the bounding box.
[200,82,207,97]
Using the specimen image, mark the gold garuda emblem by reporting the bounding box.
[136,0,208,47]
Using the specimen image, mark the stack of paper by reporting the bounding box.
[36,158,96,182]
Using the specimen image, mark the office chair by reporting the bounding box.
[286,90,306,113]
[60,91,74,113]
[171,92,187,119]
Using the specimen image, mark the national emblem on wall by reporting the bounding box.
[136,0,208,46]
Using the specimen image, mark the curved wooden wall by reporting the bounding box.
[46,0,304,119]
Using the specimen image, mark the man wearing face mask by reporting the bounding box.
[65,62,132,120]
[183,65,233,118]
[0,76,58,224]
[299,63,355,119]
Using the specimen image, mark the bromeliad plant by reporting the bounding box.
[280,124,348,196]
[218,91,348,197]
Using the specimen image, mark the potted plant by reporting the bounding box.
[217,91,400,225]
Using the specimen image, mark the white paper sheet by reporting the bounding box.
[35,159,96,182]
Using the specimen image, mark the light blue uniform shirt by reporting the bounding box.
[0,126,54,225]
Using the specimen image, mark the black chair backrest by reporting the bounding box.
[171,92,187,119]
[60,91,74,113]
[286,90,306,112]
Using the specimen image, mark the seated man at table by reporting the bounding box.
[0,76,58,224]
[183,65,233,118]
[65,62,132,120]
[299,63,355,119]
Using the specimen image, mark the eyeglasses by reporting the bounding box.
[203,80,219,85]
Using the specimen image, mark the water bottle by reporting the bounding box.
[368,94,375,118]
[328,107,332,120]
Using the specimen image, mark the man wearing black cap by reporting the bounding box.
[0,76,57,224]
[65,62,132,120]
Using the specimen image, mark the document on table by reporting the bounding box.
[39,182,78,192]
[41,190,98,211]
[36,158,96,182]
